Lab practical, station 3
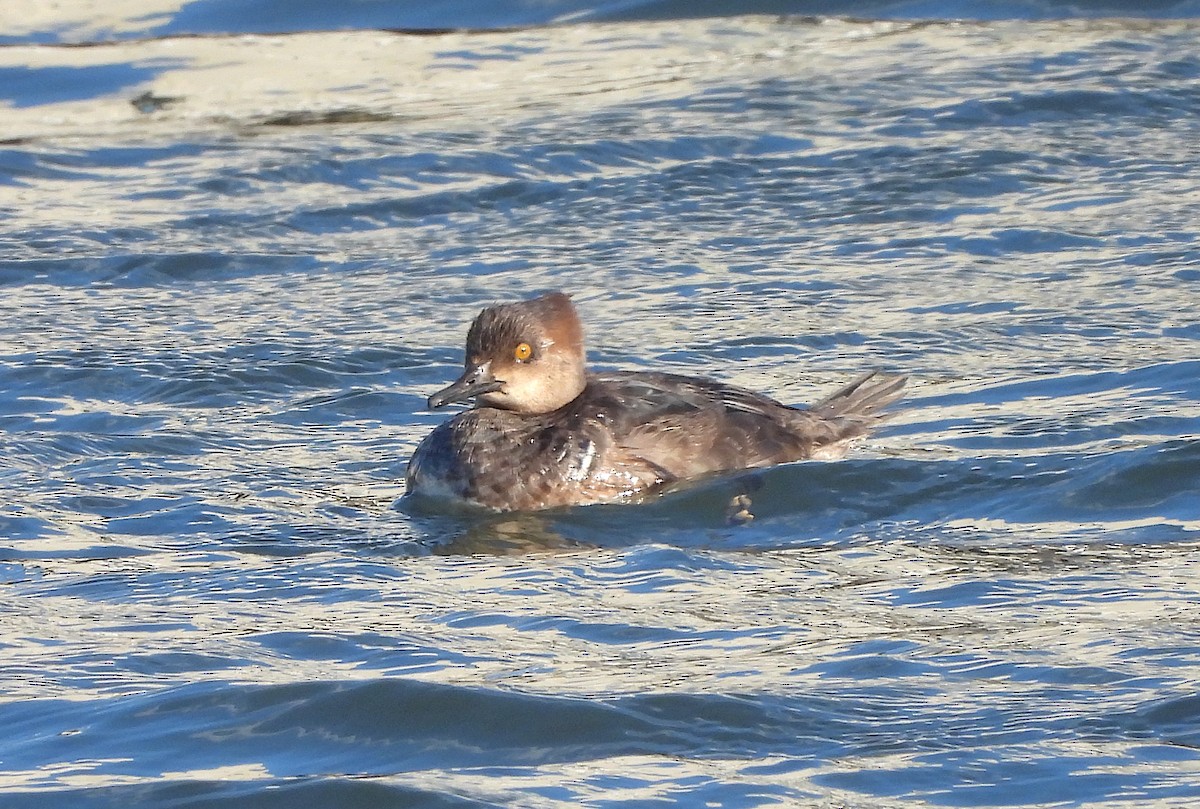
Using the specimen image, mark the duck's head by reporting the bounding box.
[428,291,587,414]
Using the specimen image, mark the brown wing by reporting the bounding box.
[580,371,860,481]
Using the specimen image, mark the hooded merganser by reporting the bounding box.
[407,292,905,512]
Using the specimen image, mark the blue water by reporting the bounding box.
[2,2,1200,807]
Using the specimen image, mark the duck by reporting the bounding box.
[406,292,905,512]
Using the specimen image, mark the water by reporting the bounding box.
[2,2,1199,806]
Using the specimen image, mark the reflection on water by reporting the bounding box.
[1,6,1199,808]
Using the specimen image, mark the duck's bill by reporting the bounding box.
[427,364,504,409]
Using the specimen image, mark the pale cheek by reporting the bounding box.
[498,374,537,399]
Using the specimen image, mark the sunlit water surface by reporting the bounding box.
[1,4,1199,807]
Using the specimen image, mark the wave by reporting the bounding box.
[2,675,1195,806]
[4,0,1199,46]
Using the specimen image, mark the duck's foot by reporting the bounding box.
[725,493,755,526]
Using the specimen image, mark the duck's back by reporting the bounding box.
[583,370,898,481]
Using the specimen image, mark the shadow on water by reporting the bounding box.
[0,62,186,108]
[0,253,333,288]
[401,436,1200,555]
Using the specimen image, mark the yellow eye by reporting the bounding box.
[513,342,533,362]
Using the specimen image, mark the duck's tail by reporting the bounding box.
[811,370,907,421]
[803,371,907,459]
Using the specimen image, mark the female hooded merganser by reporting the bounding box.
[407,292,905,512]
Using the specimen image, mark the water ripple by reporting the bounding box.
[2,12,1200,809]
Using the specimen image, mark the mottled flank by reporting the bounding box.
[407,293,905,510]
